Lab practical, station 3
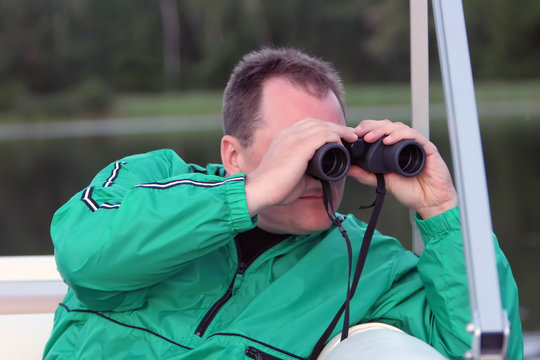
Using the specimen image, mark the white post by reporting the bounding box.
[409,0,429,255]
[431,0,509,358]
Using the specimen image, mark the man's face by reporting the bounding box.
[240,76,347,234]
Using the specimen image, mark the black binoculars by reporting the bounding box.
[307,137,426,182]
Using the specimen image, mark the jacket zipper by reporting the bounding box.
[195,261,247,337]
[246,346,283,360]
[195,233,285,337]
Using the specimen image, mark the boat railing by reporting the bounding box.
[0,255,67,359]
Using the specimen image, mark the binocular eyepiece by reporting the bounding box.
[307,137,426,182]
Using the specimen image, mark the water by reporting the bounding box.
[0,113,538,356]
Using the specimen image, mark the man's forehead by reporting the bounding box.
[254,78,344,139]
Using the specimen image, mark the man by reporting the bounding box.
[45,47,522,359]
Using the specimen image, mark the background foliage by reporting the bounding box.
[1,0,539,99]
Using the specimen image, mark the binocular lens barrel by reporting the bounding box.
[398,144,425,175]
[306,143,351,182]
[307,138,425,181]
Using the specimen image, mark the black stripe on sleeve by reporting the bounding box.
[81,187,121,211]
[134,175,245,190]
[81,187,99,212]
[100,202,121,209]
[103,161,125,187]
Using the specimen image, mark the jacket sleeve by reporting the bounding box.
[52,149,255,311]
[366,207,523,359]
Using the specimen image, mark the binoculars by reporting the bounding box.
[307,138,426,182]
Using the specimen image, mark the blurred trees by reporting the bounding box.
[0,0,538,96]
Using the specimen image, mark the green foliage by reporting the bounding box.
[75,78,113,114]
[464,0,540,79]
[0,78,113,121]
[0,81,26,111]
[0,0,538,97]
[111,90,222,118]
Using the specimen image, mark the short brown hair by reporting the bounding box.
[222,47,345,147]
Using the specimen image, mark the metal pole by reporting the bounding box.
[409,0,429,256]
[431,0,509,358]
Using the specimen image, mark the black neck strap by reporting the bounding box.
[310,173,386,359]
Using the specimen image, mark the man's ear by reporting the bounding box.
[221,135,244,175]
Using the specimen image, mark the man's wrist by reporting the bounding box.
[416,198,458,220]
[415,205,460,242]
[245,174,268,217]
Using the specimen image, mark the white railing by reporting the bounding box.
[0,255,67,359]
[0,255,66,314]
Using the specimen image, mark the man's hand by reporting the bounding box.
[245,118,357,216]
[349,119,458,219]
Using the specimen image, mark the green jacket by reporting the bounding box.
[45,149,523,359]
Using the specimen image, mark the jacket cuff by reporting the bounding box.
[414,206,461,243]
[225,174,257,232]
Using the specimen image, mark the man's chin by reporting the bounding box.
[296,216,334,234]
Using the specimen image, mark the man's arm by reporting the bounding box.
[365,208,523,359]
[52,149,255,310]
[415,208,523,359]
[349,120,521,358]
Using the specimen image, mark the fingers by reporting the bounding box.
[293,118,358,144]
[273,118,357,160]
[355,119,425,144]
[354,119,439,156]
[350,119,457,218]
